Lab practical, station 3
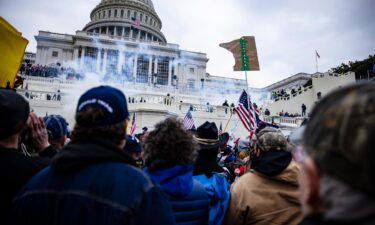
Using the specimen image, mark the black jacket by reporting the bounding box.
[11,138,176,225]
[0,146,55,224]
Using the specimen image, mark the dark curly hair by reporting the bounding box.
[143,117,198,171]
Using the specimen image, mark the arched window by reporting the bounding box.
[121,10,124,18]
[108,10,111,17]
[140,14,143,22]
[133,11,137,18]
[114,9,117,17]
[98,12,101,19]
[145,16,148,24]
[103,11,106,18]
[127,10,130,18]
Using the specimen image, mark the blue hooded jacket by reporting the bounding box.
[145,165,210,225]
[194,173,231,225]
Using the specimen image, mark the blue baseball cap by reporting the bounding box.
[76,86,129,126]
[124,135,142,153]
[43,115,69,140]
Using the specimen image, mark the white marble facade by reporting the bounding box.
[33,0,245,92]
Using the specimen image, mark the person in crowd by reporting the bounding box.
[222,100,229,107]
[193,121,231,225]
[296,82,375,225]
[224,127,302,225]
[0,89,57,224]
[143,117,210,225]
[10,86,175,225]
[302,103,307,117]
[43,114,69,151]
[124,135,144,168]
[265,108,271,116]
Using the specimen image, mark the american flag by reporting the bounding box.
[130,112,136,136]
[183,110,195,130]
[235,90,257,132]
[131,17,141,27]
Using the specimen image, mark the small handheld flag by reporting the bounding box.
[235,90,257,132]
[130,112,136,136]
[183,110,195,130]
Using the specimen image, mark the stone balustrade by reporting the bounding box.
[263,115,305,127]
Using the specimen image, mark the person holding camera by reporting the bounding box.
[0,89,56,224]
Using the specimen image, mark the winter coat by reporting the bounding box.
[0,146,55,224]
[145,165,210,225]
[10,138,175,225]
[194,173,231,225]
[223,152,302,225]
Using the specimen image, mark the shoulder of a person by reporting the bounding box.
[232,171,262,189]
[92,162,152,183]
[0,148,49,172]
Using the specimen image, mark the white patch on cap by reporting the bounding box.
[78,99,97,111]
[97,100,113,113]
[78,99,114,113]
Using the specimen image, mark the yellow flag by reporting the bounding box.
[0,17,29,88]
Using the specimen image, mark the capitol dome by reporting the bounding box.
[83,0,166,43]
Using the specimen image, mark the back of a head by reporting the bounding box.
[143,117,198,171]
[43,115,69,142]
[303,82,375,196]
[0,89,29,141]
[72,86,129,146]
[255,127,288,152]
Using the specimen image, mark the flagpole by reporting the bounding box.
[315,51,318,73]
[223,111,233,132]
[245,70,252,139]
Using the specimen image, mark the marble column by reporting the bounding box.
[114,26,117,36]
[80,47,85,68]
[117,51,124,74]
[102,49,108,74]
[153,58,158,84]
[168,58,173,86]
[121,27,125,38]
[133,54,138,82]
[106,26,109,35]
[130,29,133,39]
[99,27,102,35]
[148,56,152,85]
[96,49,102,73]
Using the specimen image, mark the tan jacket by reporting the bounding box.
[224,161,302,225]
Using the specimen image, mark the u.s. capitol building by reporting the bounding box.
[34,0,247,92]
[25,0,266,136]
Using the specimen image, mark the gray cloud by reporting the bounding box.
[0,0,374,87]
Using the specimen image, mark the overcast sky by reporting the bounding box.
[1,0,374,87]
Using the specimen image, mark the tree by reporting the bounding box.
[330,55,375,80]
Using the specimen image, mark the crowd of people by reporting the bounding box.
[0,82,374,225]
[19,64,84,80]
[271,80,313,101]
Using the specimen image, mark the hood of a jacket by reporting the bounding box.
[51,137,136,173]
[251,150,292,177]
[145,165,194,198]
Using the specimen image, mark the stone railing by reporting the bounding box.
[16,89,65,105]
[263,115,305,127]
